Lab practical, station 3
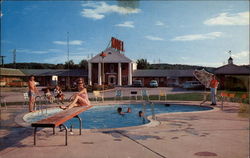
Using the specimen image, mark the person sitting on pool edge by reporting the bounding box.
[117,107,125,115]
[60,78,91,110]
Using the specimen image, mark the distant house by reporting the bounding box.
[132,69,195,87]
[0,68,27,86]
[20,69,88,88]
[214,57,250,91]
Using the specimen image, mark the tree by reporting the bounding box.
[79,59,88,70]
[64,60,78,69]
[136,59,150,69]
[55,64,64,69]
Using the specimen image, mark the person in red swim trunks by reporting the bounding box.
[210,75,219,105]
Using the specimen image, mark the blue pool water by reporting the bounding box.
[24,104,212,129]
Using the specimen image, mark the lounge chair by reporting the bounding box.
[141,89,149,101]
[23,92,29,108]
[158,90,167,101]
[93,91,104,102]
[115,89,122,101]
[130,90,138,101]
[0,95,7,110]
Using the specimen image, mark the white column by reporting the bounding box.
[128,62,132,85]
[98,62,102,85]
[88,62,92,86]
[118,63,122,86]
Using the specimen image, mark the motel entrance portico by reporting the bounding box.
[88,47,134,86]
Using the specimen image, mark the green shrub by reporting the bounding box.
[239,103,250,118]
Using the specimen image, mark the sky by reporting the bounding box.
[1,0,249,67]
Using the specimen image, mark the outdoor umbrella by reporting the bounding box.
[193,69,213,88]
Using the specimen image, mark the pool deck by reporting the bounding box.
[0,101,249,158]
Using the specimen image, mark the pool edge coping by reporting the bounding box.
[15,100,218,130]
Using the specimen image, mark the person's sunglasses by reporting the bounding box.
[78,82,83,84]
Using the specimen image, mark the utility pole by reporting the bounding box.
[0,56,5,67]
[67,32,70,90]
[13,49,16,68]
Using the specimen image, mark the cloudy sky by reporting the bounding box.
[1,0,249,67]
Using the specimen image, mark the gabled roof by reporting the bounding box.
[20,69,88,77]
[214,64,250,75]
[89,47,132,63]
[133,69,194,77]
[0,68,26,76]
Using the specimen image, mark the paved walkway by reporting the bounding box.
[0,101,249,158]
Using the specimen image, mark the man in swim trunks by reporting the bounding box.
[28,75,39,112]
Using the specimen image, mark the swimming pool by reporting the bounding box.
[23,104,212,129]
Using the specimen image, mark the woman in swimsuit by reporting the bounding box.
[60,78,90,110]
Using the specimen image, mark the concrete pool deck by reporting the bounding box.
[0,101,249,158]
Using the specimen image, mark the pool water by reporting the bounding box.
[24,104,212,129]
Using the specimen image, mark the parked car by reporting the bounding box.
[182,81,204,90]
[132,80,143,87]
[149,80,158,88]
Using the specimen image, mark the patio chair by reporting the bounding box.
[93,91,104,102]
[115,89,122,101]
[23,92,29,108]
[141,89,149,101]
[220,92,236,110]
[228,93,236,102]
[220,92,228,110]
[158,90,167,101]
[130,90,138,101]
[0,96,7,110]
[39,93,54,105]
[240,93,248,103]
